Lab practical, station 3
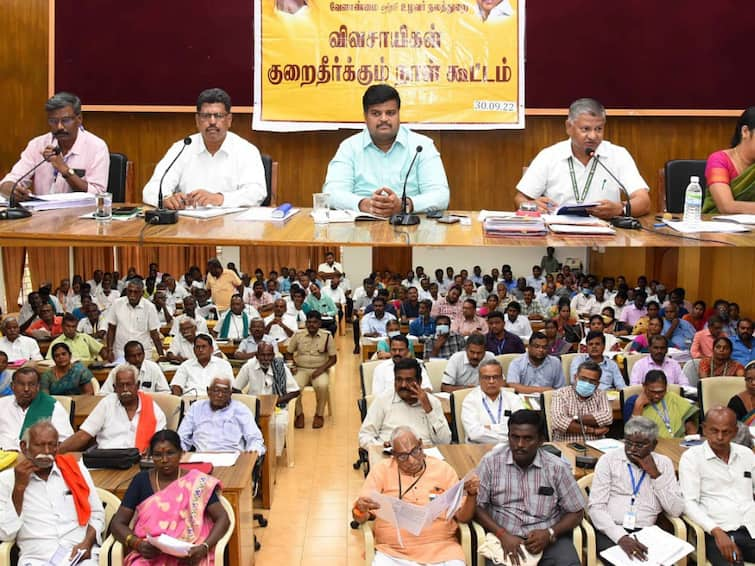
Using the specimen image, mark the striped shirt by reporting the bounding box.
[550,386,613,443]
[477,446,585,537]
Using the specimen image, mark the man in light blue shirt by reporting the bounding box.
[570,332,625,390]
[662,303,696,351]
[361,297,397,338]
[323,84,449,216]
[731,318,755,366]
[506,332,565,393]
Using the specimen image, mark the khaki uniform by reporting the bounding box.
[288,328,336,416]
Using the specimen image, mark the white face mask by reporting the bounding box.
[436,324,450,335]
[387,330,401,338]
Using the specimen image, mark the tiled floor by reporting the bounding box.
[255,330,367,566]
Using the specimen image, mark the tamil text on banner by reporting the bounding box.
[253,0,525,131]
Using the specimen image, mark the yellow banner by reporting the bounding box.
[254,0,524,131]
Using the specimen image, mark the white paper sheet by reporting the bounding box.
[177,207,245,219]
[712,214,755,224]
[663,220,749,233]
[586,439,624,452]
[187,451,240,467]
[235,206,300,221]
[599,525,693,566]
[146,534,193,558]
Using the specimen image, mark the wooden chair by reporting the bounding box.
[624,353,648,382]
[697,376,744,416]
[682,359,701,388]
[90,378,101,395]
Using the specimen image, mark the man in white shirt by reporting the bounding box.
[234,343,300,456]
[515,98,650,220]
[0,317,42,363]
[59,365,167,453]
[93,275,119,313]
[215,295,260,342]
[104,278,164,361]
[170,334,234,396]
[234,319,279,360]
[371,335,432,396]
[0,421,104,565]
[142,88,266,208]
[503,301,533,340]
[0,368,74,451]
[77,302,105,339]
[679,407,755,566]
[168,295,209,336]
[358,358,451,449]
[264,298,298,343]
[101,340,171,394]
[441,334,495,393]
[317,251,343,280]
[166,318,221,363]
[360,296,397,338]
[461,359,524,444]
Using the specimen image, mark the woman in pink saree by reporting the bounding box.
[110,430,230,565]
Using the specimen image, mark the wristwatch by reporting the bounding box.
[61,167,75,179]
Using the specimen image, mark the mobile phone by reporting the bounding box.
[567,442,587,452]
[112,206,139,215]
[426,210,443,219]
[437,215,460,224]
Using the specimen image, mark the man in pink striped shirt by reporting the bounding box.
[0,92,109,201]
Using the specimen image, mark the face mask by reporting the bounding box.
[387,331,401,338]
[436,324,450,335]
[575,380,597,398]
[582,288,592,296]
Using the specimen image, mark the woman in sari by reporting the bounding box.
[626,370,699,438]
[111,430,230,565]
[40,343,95,395]
[628,316,664,353]
[698,336,746,378]
[703,106,755,214]
[553,300,581,344]
[543,318,572,356]
[728,363,755,425]
[682,300,707,332]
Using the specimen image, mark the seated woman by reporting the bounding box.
[698,336,746,378]
[110,430,230,565]
[601,306,629,336]
[624,370,699,438]
[703,107,755,214]
[543,318,572,356]
[682,300,707,332]
[477,293,499,317]
[553,300,581,344]
[376,320,416,359]
[628,315,664,354]
[40,342,95,395]
[728,363,755,425]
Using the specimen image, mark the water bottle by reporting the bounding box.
[682,176,702,224]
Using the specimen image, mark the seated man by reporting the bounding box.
[243,279,274,312]
[166,318,222,363]
[24,303,63,339]
[234,318,279,360]
[151,289,173,325]
[629,334,688,385]
[77,302,106,339]
[360,296,397,339]
[178,376,265,454]
[168,295,209,336]
[624,370,699,438]
[551,360,613,442]
[0,421,105,565]
[662,302,696,351]
[424,315,467,359]
[476,410,586,566]
[47,313,107,364]
[233,343,300,457]
[321,274,347,325]
[451,299,489,336]
[589,416,684,562]
[461,359,525,444]
[59,365,166,453]
[303,283,338,334]
[431,285,464,321]
[323,84,449,216]
[507,332,565,394]
[162,274,190,315]
[371,335,431,396]
[359,358,451,448]
[408,299,436,339]
[570,331,625,390]
[0,317,42,363]
[104,278,164,361]
[170,334,234,396]
[143,88,266,209]
[619,292,648,331]
[578,315,620,353]
[264,298,298,343]
[101,340,170,394]
[503,301,533,340]
[680,407,755,566]
[485,311,526,356]
[514,97,650,220]
[215,294,259,342]
[730,318,755,367]
[0,91,109,201]
[317,251,343,280]
[352,426,477,566]
[0,367,74,451]
[520,287,546,321]
[441,334,494,393]
[286,311,337,429]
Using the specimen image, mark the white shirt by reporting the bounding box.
[321,285,346,305]
[0,396,74,451]
[77,316,105,335]
[461,387,525,444]
[0,336,42,362]
[0,461,104,565]
[474,0,513,21]
[170,357,234,395]
[80,393,167,449]
[142,131,266,208]
[317,261,343,274]
[517,140,649,207]
[165,285,190,313]
[216,309,260,341]
[100,360,171,394]
[94,288,119,312]
[579,332,620,353]
[262,312,298,342]
[504,316,533,340]
[169,313,209,336]
[284,300,307,325]
[371,359,432,396]
[442,350,496,387]
[571,293,597,315]
[234,358,299,396]
[167,334,221,360]
[106,296,161,358]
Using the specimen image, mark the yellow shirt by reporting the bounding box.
[206,269,241,311]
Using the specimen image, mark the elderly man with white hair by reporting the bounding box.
[178,376,265,455]
[166,317,222,363]
[0,317,42,363]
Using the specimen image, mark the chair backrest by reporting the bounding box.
[231,393,260,420]
[96,487,122,535]
[360,360,382,397]
[698,376,744,417]
[214,495,237,564]
[424,359,447,392]
[51,395,76,427]
[495,353,519,378]
[540,389,556,441]
[450,387,475,443]
[625,353,648,381]
[90,378,100,395]
[260,153,278,206]
[663,160,707,213]
[682,358,701,388]
[107,152,128,203]
[560,353,580,386]
[619,383,682,421]
[148,392,184,431]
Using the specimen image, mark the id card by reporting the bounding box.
[622,510,637,530]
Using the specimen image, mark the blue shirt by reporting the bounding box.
[663,318,696,350]
[409,316,436,337]
[569,354,624,390]
[323,126,449,213]
[178,399,266,455]
[731,335,755,366]
[507,354,564,389]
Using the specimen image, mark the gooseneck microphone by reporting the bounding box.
[390,145,422,226]
[585,147,640,230]
[145,137,192,225]
[575,412,598,469]
[0,146,62,221]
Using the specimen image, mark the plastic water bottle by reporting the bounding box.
[683,176,702,224]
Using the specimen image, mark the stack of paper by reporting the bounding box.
[235,205,300,221]
[543,214,616,235]
[586,439,624,452]
[21,193,96,211]
[483,216,547,236]
[177,207,245,219]
[663,220,749,233]
[712,214,755,224]
[314,209,384,222]
[599,525,693,565]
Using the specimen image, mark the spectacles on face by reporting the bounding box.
[394,445,422,462]
[480,374,503,382]
[208,386,231,395]
[624,438,651,450]
[197,112,229,121]
[47,116,77,126]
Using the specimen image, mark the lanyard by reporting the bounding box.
[567,156,599,203]
[397,464,426,500]
[627,464,647,506]
[493,337,506,355]
[650,399,672,433]
[481,395,503,425]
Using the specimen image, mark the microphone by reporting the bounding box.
[575,412,598,469]
[585,148,640,230]
[1,146,62,221]
[145,137,192,225]
[390,145,422,226]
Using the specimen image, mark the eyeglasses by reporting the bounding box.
[480,374,503,381]
[47,116,78,126]
[208,386,232,395]
[394,446,422,462]
[152,450,180,461]
[197,112,229,121]
[624,439,651,450]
